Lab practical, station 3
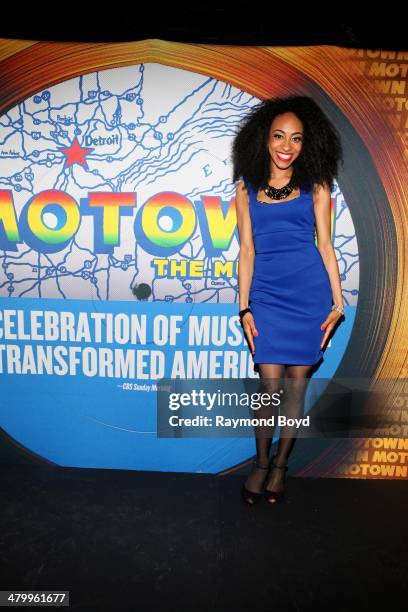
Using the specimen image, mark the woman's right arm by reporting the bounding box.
[235,180,258,354]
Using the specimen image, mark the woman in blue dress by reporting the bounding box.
[233,96,345,505]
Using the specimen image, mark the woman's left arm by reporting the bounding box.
[313,183,344,349]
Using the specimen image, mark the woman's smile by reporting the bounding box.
[276,152,293,162]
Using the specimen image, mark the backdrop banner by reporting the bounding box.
[0,39,406,479]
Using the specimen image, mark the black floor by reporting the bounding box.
[1,464,407,611]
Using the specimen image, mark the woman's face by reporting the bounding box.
[267,112,304,170]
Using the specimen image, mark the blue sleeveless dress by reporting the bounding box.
[245,179,332,365]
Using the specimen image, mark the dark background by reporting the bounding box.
[0,14,406,50]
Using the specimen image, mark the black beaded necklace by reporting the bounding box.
[263,178,296,200]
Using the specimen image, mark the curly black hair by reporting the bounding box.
[231,95,343,194]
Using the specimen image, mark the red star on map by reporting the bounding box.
[58,137,93,168]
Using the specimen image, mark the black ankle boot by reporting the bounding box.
[264,454,288,505]
[241,459,270,505]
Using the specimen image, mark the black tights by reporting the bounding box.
[245,363,312,494]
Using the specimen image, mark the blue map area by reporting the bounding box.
[0,64,359,305]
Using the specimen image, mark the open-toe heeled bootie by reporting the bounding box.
[241,459,270,505]
[264,454,288,505]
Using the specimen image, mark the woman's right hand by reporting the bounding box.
[241,312,258,357]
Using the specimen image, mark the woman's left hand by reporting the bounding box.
[320,310,343,349]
